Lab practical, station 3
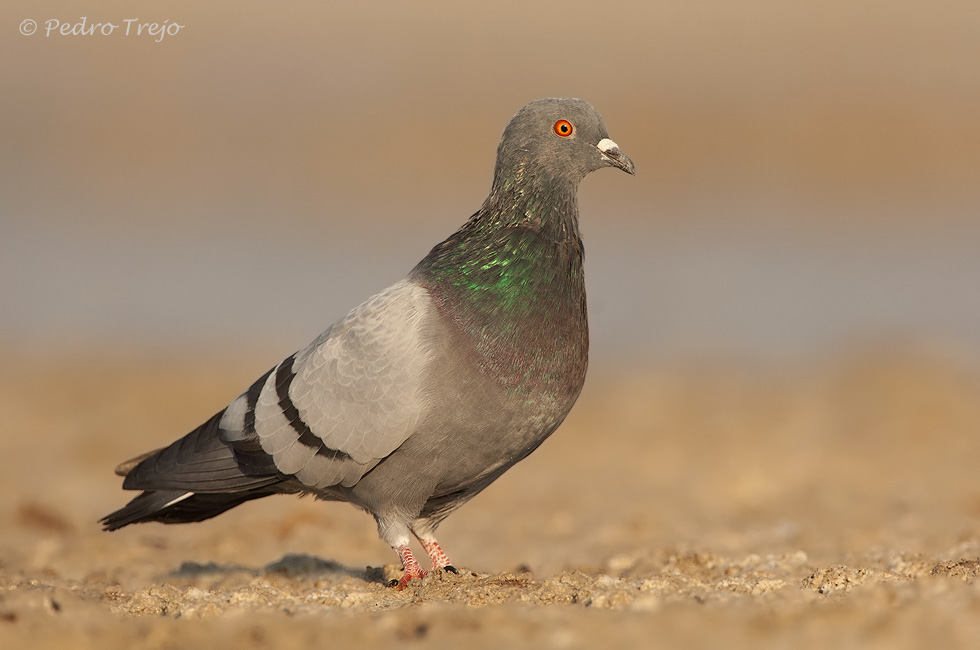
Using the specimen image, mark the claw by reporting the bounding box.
[392,545,428,589]
[393,570,428,590]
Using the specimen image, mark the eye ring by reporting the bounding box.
[553,119,574,137]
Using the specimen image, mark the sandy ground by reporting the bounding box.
[2,349,980,648]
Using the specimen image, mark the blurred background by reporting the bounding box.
[2,0,979,368]
[3,4,980,644]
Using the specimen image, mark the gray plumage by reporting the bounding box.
[102,98,634,586]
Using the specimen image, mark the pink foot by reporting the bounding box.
[419,538,458,574]
[392,545,428,589]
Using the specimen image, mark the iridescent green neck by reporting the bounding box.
[415,167,583,310]
[411,172,588,395]
[428,228,553,319]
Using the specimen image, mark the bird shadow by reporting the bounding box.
[166,553,389,586]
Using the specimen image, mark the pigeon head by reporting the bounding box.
[491,98,635,192]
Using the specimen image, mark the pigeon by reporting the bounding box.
[101,98,634,588]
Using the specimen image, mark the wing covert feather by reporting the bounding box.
[289,280,434,464]
[218,280,436,489]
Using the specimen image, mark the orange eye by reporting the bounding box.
[553,119,573,137]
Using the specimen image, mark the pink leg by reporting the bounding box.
[393,545,428,589]
[419,537,458,574]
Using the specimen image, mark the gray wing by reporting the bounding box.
[219,279,436,489]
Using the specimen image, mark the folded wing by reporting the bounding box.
[219,279,436,489]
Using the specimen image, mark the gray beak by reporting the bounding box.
[597,138,635,175]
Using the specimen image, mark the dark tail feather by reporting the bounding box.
[100,488,278,531]
[102,409,285,531]
[121,411,280,493]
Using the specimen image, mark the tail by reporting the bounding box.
[101,411,284,531]
[100,488,279,530]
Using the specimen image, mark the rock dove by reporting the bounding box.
[102,98,634,587]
